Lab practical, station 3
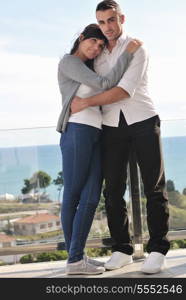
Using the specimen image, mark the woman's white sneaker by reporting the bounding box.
[141,252,166,274]
[104,252,133,270]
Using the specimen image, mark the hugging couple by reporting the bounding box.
[57,0,170,276]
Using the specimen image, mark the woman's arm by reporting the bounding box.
[58,52,132,91]
[58,40,141,91]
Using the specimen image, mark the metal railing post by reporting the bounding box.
[129,150,144,259]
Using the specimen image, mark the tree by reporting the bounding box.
[21,171,51,202]
[183,188,186,195]
[21,179,32,194]
[29,171,51,191]
[96,194,106,214]
[53,171,64,203]
[167,190,182,207]
[96,181,106,214]
[4,216,13,235]
[166,180,175,192]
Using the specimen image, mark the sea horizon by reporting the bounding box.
[0,135,186,200]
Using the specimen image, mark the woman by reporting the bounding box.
[57,24,141,275]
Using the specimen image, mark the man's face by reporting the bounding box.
[96,8,124,41]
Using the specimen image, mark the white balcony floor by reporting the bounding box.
[0,249,185,278]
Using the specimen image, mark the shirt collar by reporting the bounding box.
[103,31,127,53]
[116,32,127,45]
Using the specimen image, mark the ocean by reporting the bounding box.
[0,136,186,200]
[0,144,62,201]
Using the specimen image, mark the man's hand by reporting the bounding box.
[70,96,89,114]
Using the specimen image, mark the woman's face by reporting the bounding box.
[78,37,105,60]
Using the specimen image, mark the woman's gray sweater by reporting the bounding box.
[57,51,133,133]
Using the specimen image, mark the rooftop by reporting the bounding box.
[0,233,16,243]
[14,213,59,224]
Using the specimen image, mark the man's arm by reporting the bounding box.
[71,46,148,114]
[71,87,130,113]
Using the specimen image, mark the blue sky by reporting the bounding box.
[1,0,186,144]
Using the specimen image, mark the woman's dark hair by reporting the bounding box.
[96,0,122,14]
[70,23,108,70]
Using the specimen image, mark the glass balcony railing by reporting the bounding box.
[139,119,186,233]
[0,127,61,203]
[0,119,186,243]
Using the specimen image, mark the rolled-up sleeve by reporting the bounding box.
[117,46,149,98]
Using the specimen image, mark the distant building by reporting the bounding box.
[0,233,16,248]
[13,213,60,235]
[0,193,15,201]
[19,192,52,203]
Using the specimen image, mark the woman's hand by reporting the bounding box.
[126,39,143,54]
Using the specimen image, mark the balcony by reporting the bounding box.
[0,119,186,278]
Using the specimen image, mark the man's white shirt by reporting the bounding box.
[94,33,157,127]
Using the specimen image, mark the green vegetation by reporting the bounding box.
[21,179,31,194]
[0,260,6,266]
[86,247,112,258]
[143,239,186,252]
[19,248,112,264]
[166,179,175,192]
[19,239,186,264]
[97,179,186,231]
[183,188,186,195]
[21,170,52,194]
[20,254,34,264]
[169,205,186,228]
[140,179,186,231]
[15,229,62,241]
[53,171,64,203]
[20,251,68,264]
[96,181,106,214]
[0,202,55,214]
[21,170,64,203]
[170,239,186,249]
[166,179,186,229]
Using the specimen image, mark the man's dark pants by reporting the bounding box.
[102,112,170,255]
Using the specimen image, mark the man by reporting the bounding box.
[71,0,170,274]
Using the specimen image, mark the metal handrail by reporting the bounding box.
[0,230,185,257]
[0,118,186,131]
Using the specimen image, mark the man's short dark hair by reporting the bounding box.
[96,0,122,14]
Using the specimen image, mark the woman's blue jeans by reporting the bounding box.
[60,122,102,263]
